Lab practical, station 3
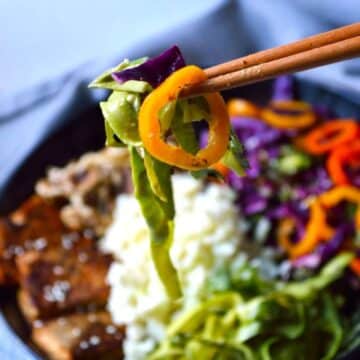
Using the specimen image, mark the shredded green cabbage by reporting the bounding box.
[151,254,352,359]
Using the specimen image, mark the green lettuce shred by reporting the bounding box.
[151,254,352,359]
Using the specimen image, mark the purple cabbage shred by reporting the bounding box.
[272,76,294,101]
[112,45,186,88]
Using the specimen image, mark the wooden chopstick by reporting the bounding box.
[181,23,360,97]
[205,22,360,79]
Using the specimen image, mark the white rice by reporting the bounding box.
[101,174,244,359]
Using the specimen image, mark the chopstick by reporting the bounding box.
[181,23,360,97]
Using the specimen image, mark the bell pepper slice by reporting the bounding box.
[350,205,360,276]
[327,142,360,185]
[299,120,358,155]
[318,186,360,276]
[211,161,230,179]
[227,98,260,117]
[138,65,230,170]
[318,185,360,207]
[278,200,334,258]
[261,100,316,129]
[350,258,360,276]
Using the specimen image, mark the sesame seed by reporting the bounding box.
[71,328,81,337]
[78,252,89,263]
[79,341,89,350]
[87,314,97,322]
[106,325,117,335]
[33,320,44,328]
[57,318,66,326]
[14,246,24,256]
[89,335,100,346]
[53,265,64,276]
[33,238,47,251]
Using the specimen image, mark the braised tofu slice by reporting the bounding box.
[32,311,125,360]
[16,235,112,320]
[0,196,64,285]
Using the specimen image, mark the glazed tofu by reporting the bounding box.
[0,196,64,285]
[32,311,125,360]
[16,235,112,320]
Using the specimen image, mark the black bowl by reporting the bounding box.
[0,78,359,359]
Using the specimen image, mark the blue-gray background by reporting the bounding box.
[0,0,359,358]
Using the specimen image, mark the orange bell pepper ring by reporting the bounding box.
[211,161,230,179]
[138,65,230,170]
[278,200,334,259]
[260,100,316,129]
[350,206,360,276]
[299,120,358,155]
[318,185,360,207]
[327,141,360,185]
[227,98,260,118]
[350,258,360,276]
[317,186,360,276]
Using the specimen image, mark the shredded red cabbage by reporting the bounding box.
[272,76,294,101]
[292,253,321,269]
[112,45,186,88]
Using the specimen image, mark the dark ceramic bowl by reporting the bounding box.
[0,79,359,359]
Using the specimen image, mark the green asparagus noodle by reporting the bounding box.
[159,100,177,133]
[89,57,148,90]
[190,168,224,181]
[281,252,354,300]
[221,128,248,176]
[102,114,124,147]
[144,151,174,205]
[259,337,279,360]
[337,305,360,358]
[171,104,199,155]
[100,92,141,146]
[130,147,181,298]
[319,294,343,360]
[110,79,152,93]
[179,97,210,123]
[167,292,242,336]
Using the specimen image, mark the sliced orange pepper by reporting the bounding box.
[227,98,260,118]
[350,258,360,276]
[280,186,360,263]
[139,65,230,170]
[351,205,360,277]
[260,100,316,129]
[299,120,358,155]
[318,185,360,207]
[278,200,334,259]
[327,142,360,185]
[211,161,230,178]
[356,207,360,229]
[317,186,360,275]
[277,217,297,254]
